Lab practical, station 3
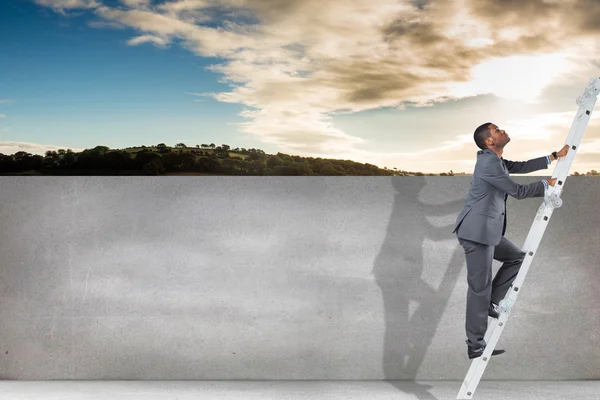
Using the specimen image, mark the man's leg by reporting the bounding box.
[491,236,526,305]
[458,237,494,350]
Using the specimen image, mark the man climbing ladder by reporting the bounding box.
[454,76,600,399]
[453,123,568,359]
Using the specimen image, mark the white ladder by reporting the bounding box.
[456,76,600,399]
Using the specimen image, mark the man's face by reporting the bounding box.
[487,124,510,148]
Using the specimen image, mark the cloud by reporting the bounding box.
[93,5,257,57]
[34,0,100,15]
[156,0,209,12]
[467,0,600,37]
[33,0,600,172]
[87,19,126,29]
[126,34,171,48]
[120,0,151,7]
[0,141,85,156]
[0,114,6,119]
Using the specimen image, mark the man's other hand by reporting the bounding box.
[556,144,570,158]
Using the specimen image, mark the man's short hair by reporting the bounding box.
[474,122,492,150]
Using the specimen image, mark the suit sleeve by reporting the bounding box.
[481,156,545,199]
[503,156,549,174]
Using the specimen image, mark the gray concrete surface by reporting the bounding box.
[0,381,598,400]
[0,176,599,381]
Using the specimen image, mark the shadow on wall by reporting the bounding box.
[371,176,466,400]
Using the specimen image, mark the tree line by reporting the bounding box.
[1,143,597,176]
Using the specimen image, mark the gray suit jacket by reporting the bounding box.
[453,148,548,246]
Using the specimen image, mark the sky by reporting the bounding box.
[2,0,600,174]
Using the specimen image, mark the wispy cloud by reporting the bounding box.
[32,0,600,172]
[0,141,85,156]
[126,34,171,48]
[120,0,151,7]
[0,114,6,119]
[34,0,100,16]
[86,19,126,29]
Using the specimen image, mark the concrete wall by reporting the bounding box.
[0,176,598,380]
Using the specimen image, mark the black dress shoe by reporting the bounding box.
[488,303,500,319]
[468,346,506,359]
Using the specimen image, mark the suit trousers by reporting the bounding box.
[457,235,526,350]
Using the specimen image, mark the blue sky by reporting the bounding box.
[2,0,600,174]
[1,0,253,151]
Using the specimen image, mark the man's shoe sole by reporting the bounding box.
[468,349,506,359]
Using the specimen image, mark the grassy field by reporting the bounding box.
[122,146,249,160]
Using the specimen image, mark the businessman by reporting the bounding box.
[453,122,569,359]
